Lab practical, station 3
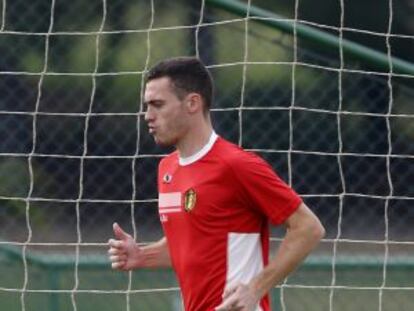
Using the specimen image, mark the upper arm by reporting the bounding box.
[283,202,325,239]
[229,152,302,225]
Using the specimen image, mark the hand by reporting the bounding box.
[215,283,259,311]
[108,223,142,271]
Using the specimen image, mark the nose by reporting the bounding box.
[144,106,153,122]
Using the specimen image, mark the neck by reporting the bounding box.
[176,118,213,158]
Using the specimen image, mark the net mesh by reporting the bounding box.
[0,0,413,310]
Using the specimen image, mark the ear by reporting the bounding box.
[185,93,203,114]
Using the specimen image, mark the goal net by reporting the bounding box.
[0,0,413,310]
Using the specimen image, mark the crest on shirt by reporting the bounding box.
[163,173,172,183]
[184,188,196,212]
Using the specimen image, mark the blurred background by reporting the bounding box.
[0,0,413,310]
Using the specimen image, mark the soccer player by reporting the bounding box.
[108,57,325,311]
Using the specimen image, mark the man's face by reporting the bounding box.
[144,77,189,147]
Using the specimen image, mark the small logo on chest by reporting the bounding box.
[163,173,172,183]
[184,188,197,212]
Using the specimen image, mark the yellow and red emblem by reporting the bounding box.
[184,188,197,212]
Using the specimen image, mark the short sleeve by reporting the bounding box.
[231,152,302,225]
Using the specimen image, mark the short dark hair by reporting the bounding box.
[145,57,214,111]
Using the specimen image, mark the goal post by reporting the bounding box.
[207,0,414,76]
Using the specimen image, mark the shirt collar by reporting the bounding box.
[178,131,218,166]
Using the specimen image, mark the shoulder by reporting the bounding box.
[212,138,286,190]
[158,151,178,170]
[213,137,268,171]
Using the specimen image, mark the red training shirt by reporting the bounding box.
[157,133,302,311]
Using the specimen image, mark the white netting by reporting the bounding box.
[0,0,413,310]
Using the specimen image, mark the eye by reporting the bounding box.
[144,100,163,111]
[153,102,165,109]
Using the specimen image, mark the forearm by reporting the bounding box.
[250,227,321,298]
[138,237,172,268]
[249,206,325,300]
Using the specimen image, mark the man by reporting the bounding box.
[108,57,325,311]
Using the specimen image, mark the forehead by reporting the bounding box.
[144,77,175,101]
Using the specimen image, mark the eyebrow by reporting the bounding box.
[143,99,164,106]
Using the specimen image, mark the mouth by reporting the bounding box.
[148,126,156,134]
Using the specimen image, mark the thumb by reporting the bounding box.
[113,222,131,241]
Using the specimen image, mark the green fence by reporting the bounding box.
[1,244,413,311]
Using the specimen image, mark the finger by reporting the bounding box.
[108,239,123,249]
[108,245,126,255]
[215,294,239,311]
[111,261,126,270]
[109,255,119,263]
[222,285,238,299]
[109,254,127,263]
[108,247,120,255]
[215,304,228,311]
[113,223,131,241]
